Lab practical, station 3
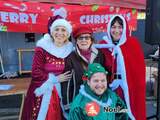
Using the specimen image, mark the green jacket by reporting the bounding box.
[68,84,128,120]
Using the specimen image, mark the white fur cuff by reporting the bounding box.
[34,73,58,96]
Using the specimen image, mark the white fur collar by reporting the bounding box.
[36,33,73,58]
[79,85,112,108]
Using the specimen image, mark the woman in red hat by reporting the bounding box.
[21,8,73,120]
[61,26,105,117]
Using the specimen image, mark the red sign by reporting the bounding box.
[85,102,100,116]
[0,1,137,33]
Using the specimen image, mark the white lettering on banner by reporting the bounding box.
[19,13,29,23]
[9,12,19,23]
[80,15,85,24]
[1,12,9,22]
[94,15,101,24]
[80,13,131,24]
[29,14,38,24]
[0,11,38,24]
[86,15,93,24]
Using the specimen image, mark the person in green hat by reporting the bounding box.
[68,63,128,120]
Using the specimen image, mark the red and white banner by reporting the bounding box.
[0,1,137,33]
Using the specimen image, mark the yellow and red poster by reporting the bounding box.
[0,1,137,33]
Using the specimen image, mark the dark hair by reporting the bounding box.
[111,16,123,28]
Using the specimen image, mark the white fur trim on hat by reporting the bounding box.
[50,19,72,37]
[103,14,126,46]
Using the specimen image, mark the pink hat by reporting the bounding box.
[73,26,92,39]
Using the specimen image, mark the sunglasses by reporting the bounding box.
[77,36,91,41]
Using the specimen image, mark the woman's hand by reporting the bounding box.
[57,71,72,83]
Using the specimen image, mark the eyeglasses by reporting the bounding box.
[77,36,91,41]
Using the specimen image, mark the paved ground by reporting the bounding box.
[0,95,21,120]
[146,100,157,120]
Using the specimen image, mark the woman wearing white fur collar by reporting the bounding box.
[21,13,73,120]
[95,15,146,120]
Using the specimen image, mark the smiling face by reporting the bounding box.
[76,33,92,51]
[110,21,123,42]
[87,72,107,96]
[51,26,69,47]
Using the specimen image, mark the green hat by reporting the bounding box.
[82,63,108,81]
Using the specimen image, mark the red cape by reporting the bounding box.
[99,37,146,120]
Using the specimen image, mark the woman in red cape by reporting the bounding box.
[95,15,146,120]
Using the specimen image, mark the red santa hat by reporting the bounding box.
[73,26,92,39]
[47,7,72,37]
